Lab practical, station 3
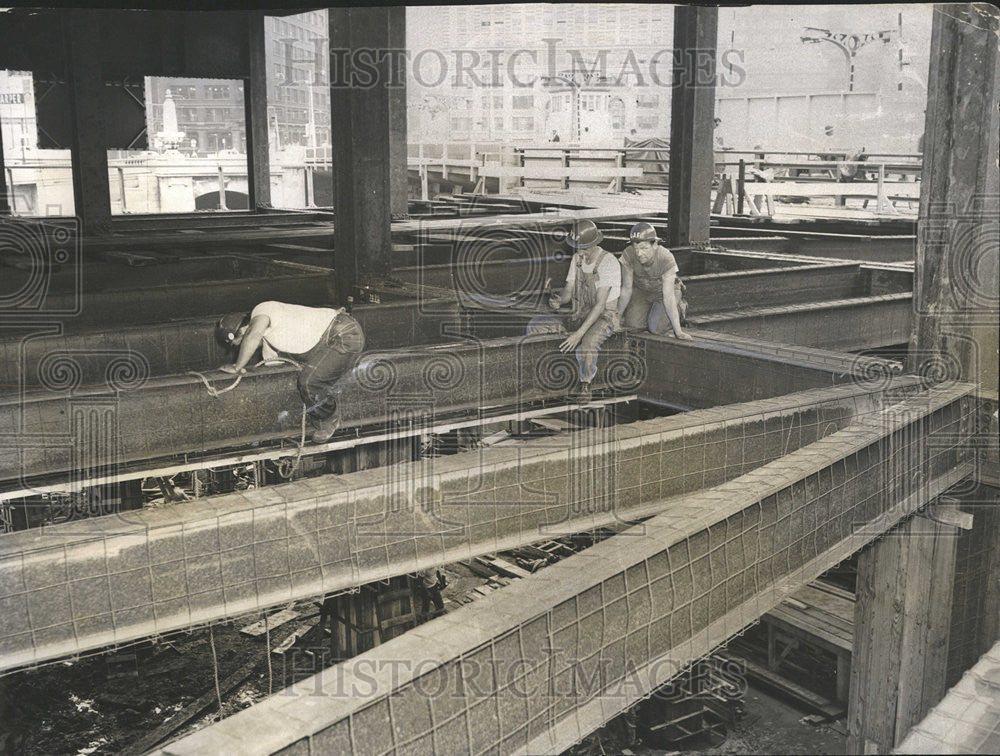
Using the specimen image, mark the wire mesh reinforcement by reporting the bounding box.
[156,383,974,756]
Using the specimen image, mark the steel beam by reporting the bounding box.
[402,259,887,315]
[688,294,913,351]
[0,379,930,673]
[155,384,975,756]
[0,332,901,483]
[0,300,461,393]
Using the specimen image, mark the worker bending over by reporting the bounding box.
[617,222,692,340]
[217,301,365,443]
[528,219,620,402]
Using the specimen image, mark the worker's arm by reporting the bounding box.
[560,285,611,353]
[661,271,692,340]
[617,263,633,320]
[220,314,270,373]
[549,283,573,310]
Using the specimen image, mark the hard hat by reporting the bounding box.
[566,219,604,249]
[629,222,657,243]
[217,312,248,345]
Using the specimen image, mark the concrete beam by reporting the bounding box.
[896,639,1000,753]
[0,380,932,673]
[667,5,717,247]
[156,384,975,756]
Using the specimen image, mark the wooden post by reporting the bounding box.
[117,166,127,214]
[329,7,394,304]
[0,115,10,215]
[244,11,271,210]
[217,166,228,211]
[667,5,718,247]
[561,149,569,190]
[737,159,746,215]
[847,514,959,753]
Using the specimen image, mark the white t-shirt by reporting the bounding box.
[564,250,621,306]
[250,301,342,357]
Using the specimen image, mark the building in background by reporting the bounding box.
[407,3,932,152]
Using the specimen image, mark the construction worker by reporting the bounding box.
[413,568,446,622]
[527,219,620,402]
[617,222,692,340]
[217,301,365,443]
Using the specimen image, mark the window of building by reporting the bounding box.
[0,69,76,216]
[512,116,534,131]
[512,95,533,110]
[636,114,659,129]
[636,94,660,109]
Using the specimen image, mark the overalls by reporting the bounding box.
[297,311,366,422]
[622,246,685,335]
[527,250,619,384]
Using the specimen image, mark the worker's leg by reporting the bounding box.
[647,300,673,336]
[298,314,365,422]
[574,315,615,384]
[622,289,655,330]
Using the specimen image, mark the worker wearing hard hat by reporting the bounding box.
[617,222,692,341]
[217,301,365,443]
[528,219,621,402]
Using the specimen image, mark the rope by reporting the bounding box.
[188,357,309,478]
[265,613,273,695]
[208,624,223,718]
[188,357,303,398]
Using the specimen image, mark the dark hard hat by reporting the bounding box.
[566,219,603,249]
[217,312,248,345]
[629,222,657,243]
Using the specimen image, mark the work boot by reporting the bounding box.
[572,383,593,404]
[311,414,340,444]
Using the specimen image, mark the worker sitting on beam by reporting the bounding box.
[217,301,365,443]
[617,222,692,341]
[527,219,621,403]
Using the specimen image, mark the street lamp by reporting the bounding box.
[800,27,894,92]
[541,74,581,143]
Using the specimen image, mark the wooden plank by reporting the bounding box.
[719,653,844,718]
[271,619,320,655]
[477,556,532,579]
[239,608,300,637]
[478,165,644,179]
[764,610,852,655]
[125,649,264,755]
[918,518,958,722]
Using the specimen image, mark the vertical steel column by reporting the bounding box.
[909,4,999,391]
[66,10,112,235]
[329,8,394,304]
[667,5,718,248]
[388,6,408,219]
[245,10,272,210]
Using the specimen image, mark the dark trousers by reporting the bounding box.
[296,314,365,422]
[416,584,444,619]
